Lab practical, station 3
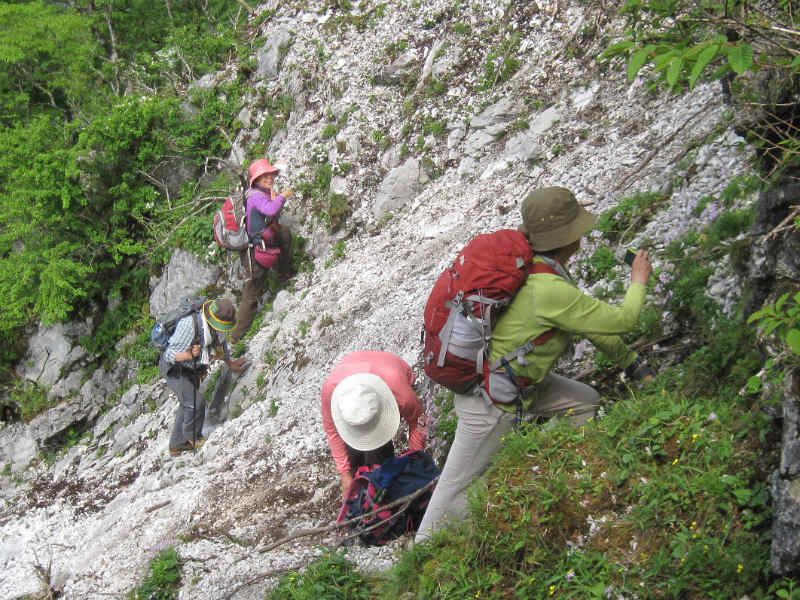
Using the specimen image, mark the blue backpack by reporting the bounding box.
[150,296,206,351]
[337,450,440,545]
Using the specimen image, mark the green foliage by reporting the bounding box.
[595,191,668,243]
[82,267,151,357]
[674,316,762,396]
[298,160,352,232]
[384,39,409,61]
[325,240,347,268]
[386,380,790,599]
[298,320,310,337]
[422,118,447,138]
[129,546,182,600]
[426,388,457,466]
[290,234,315,274]
[257,94,294,148]
[749,291,800,354]
[371,129,390,150]
[0,1,96,120]
[10,381,53,423]
[600,0,772,92]
[268,551,371,600]
[580,246,619,284]
[426,77,448,97]
[701,207,754,249]
[479,32,521,90]
[321,123,339,140]
[747,290,800,393]
[0,0,253,380]
[600,0,800,177]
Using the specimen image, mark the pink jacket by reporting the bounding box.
[321,351,427,476]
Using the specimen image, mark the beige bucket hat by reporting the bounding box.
[331,373,400,451]
[520,187,598,251]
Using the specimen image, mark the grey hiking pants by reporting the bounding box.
[415,373,599,543]
[167,369,205,450]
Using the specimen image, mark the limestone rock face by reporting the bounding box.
[372,158,423,221]
[771,374,800,575]
[149,249,221,318]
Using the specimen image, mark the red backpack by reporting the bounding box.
[213,196,249,251]
[422,229,557,396]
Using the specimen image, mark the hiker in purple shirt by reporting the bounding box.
[230,158,295,343]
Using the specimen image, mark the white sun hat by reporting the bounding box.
[331,373,400,451]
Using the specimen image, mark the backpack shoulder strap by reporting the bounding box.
[488,259,564,371]
[191,309,204,347]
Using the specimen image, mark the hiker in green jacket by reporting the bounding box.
[416,186,654,542]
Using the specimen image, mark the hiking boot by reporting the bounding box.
[168,437,206,456]
[169,444,192,456]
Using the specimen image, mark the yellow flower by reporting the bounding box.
[692,433,699,442]
[475,591,481,598]
[680,558,686,565]
[549,585,556,595]
[737,564,744,574]
[690,521,697,530]
[672,458,679,465]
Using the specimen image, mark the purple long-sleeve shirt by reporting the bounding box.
[246,186,285,238]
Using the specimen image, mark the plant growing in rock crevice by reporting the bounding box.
[128,546,182,600]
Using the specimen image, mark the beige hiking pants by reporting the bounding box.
[415,373,599,543]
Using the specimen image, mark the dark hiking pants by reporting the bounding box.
[167,369,205,450]
[231,223,293,341]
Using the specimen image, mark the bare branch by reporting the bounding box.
[762,205,800,242]
[233,0,257,15]
[613,104,712,193]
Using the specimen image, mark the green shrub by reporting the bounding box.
[595,191,668,243]
[321,123,339,140]
[11,381,53,423]
[129,546,181,600]
[268,551,371,600]
[386,382,790,599]
[580,246,619,284]
[479,32,521,90]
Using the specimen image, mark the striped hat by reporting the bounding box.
[203,299,236,332]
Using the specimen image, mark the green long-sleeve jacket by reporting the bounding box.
[489,257,646,402]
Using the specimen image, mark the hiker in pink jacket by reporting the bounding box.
[322,351,427,498]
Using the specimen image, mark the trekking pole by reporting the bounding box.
[192,355,198,454]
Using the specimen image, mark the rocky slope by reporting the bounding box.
[0,0,791,598]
